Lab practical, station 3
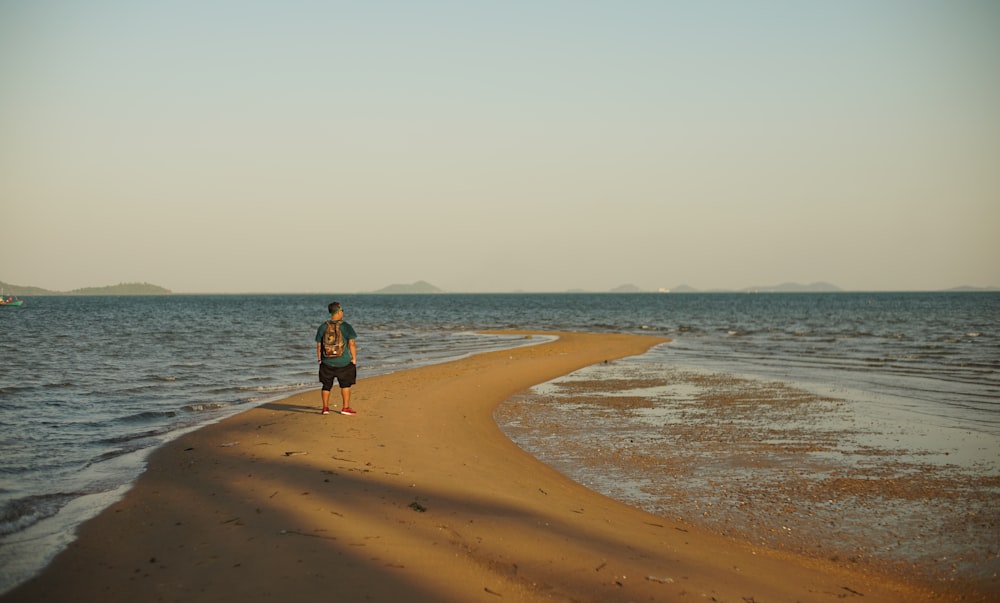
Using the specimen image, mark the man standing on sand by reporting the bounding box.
[315,302,358,415]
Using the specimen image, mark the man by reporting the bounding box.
[315,302,359,415]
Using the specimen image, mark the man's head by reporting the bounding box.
[328,302,343,318]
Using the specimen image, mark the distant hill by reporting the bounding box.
[372,280,444,294]
[0,281,171,295]
[670,284,699,293]
[69,282,172,295]
[0,281,52,296]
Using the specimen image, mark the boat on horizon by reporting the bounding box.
[1,290,24,307]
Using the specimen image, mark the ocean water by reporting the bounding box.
[1,292,997,593]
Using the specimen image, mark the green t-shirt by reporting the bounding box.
[315,320,357,367]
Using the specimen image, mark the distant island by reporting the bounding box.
[0,281,171,296]
[371,280,445,294]
[609,284,644,293]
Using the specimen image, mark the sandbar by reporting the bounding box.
[1,332,963,602]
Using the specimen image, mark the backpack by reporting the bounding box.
[321,319,345,358]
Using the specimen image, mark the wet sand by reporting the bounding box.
[497,362,999,601]
[0,332,970,602]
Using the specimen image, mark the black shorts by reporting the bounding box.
[319,362,357,390]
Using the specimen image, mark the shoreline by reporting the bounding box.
[1,332,971,602]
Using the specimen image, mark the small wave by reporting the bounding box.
[236,383,306,394]
[674,325,704,334]
[181,402,227,412]
[100,428,167,445]
[116,410,177,423]
[0,385,36,396]
[0,493,78,537]
[90,443,151,464]
[118,384,160,395]
[835,331,876,339]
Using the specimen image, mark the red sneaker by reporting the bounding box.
[340,408,357,416]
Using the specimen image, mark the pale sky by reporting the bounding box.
[1,1,998,293]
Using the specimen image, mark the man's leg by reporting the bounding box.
[340,386,351,411]
[321,388,331,413]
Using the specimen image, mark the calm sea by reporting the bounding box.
[1,292,997,592]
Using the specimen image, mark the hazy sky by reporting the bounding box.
[2,1,998,293]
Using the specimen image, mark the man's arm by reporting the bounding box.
[349,339,357,365]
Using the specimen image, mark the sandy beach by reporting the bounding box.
[1,332,969,602]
